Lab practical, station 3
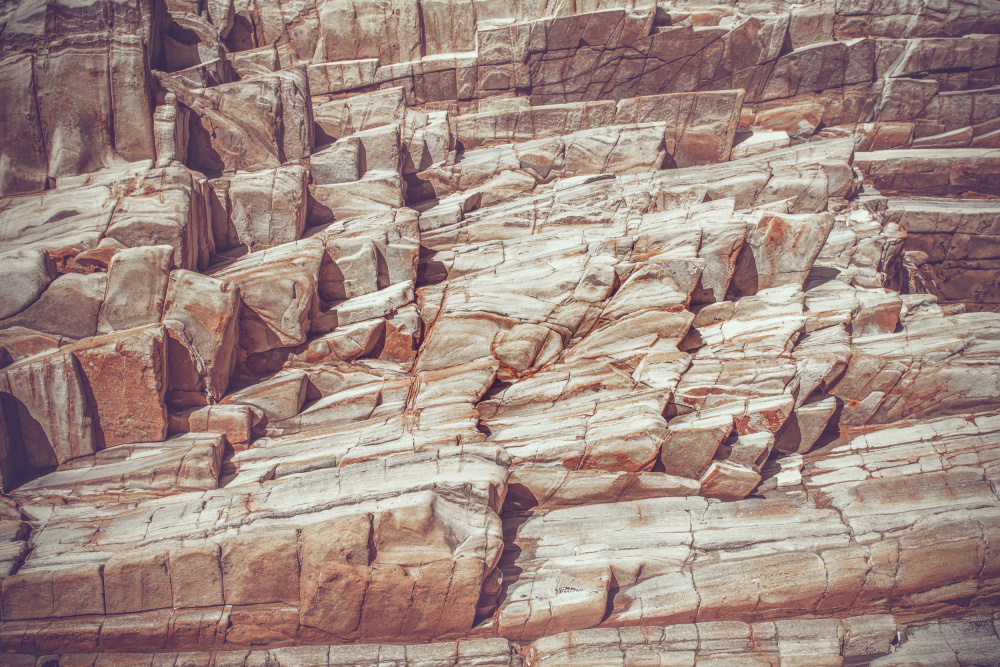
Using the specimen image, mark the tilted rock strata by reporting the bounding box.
[5,614,1000,664]
[0,0,999,661]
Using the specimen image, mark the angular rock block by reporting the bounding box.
[411,122,671,205]
[159,67,314,176]
[227,165,309,252]
[97,245,175,334]
[0,273,107,340]
[0,324,169,485]
[161,270,241,404]
[69,325,169,448]
[855,148,1000,196]
[0,350,97,480]
[452,91,743,168]
[0,447,508,649]
[318,209,421,292]
[528,615,899,665]
[11,433,224,501]
[0,251,51,321]
[310,171,406,224]
[105,165,212,272]
[494,410,1000,638]
[311,139,362,185]
[221,368,309,423]
[0,28,156,197]
[168,403,262,449]
[210,239,325,354]
[313,87,406,143]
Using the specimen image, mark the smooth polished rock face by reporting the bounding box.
[1,0,999,662]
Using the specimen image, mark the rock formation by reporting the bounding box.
[1,0,1000,663]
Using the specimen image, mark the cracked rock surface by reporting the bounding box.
[1,0,1000,663]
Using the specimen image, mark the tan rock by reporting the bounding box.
[314,88,405,143]
[104,548,172,614]
[227,166,309,252]
[0,251,52,321]
[221,527,301,606]
[311,138,362,185]
[162,270,242,405]
[98,245,175,334]
[168,404,262,449]
[105,166,212,272]
[659,414,733,479]
[71,325,169,447]
[169,543,225,609]
[298,516,370,637]
[222,369,309,423]
[309,171,406,224]
[0,349,96,475]
[0,273,107,340]
[210,239,325,354]
[10,434,224,501]
[3,0,1000,657]
[1,564,105,620]
[698,461,763,501]
[158,67,313,176]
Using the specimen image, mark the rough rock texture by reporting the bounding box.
[1,0,1000,662]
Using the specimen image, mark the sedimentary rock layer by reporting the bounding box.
[1,0,999,662]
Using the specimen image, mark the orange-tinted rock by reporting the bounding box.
[70,325,168,448]
[162,270,241,404]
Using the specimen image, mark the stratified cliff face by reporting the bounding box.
[1,0,1000,663]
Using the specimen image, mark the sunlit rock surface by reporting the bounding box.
[1,0,999,662]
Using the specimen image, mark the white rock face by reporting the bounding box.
[1,0,999,661]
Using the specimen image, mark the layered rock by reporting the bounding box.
[1,0,999,661]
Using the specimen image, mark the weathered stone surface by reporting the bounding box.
[3,638,523,666]
[310,171,407,223]
[0,327,69,367]
[0,324,169,471]
[310,139,362,185]
[314,87,406,143]
[491,411,1000,639]
[0,251,51,321]
[0,350,96,484]
[168,404,262,449]
[0,273,107,340]
[210,239,325,354]
[162,270,241,405]
[11,433,224,502]
[221,368,309,423]
[70,325,169,448]
[0,163,139,262]
[0,447,507,647]
[885,197,1000,310]
[227,165,309,252]
[3,0,1000,659]
[0,2,158,197]
[409,122,673,205]
[104,165,212,272]
[528,615,900,665]
[452,91,743,168]
[97,245,174,334]
[157,67,314,176]
[855,148,1000,196]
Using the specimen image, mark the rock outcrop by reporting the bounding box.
[1,0,999,662]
